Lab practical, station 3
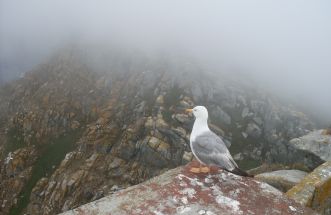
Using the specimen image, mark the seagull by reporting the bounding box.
[186,106,252,177]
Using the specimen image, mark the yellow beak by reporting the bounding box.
[185,109,193,114]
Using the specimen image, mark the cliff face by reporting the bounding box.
[0,49,314,215]
[60,161,316,215]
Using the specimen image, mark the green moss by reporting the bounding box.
[5,128,26,154]
[9,130,82,215]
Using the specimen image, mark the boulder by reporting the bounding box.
[212,106,231,125]
[241,107,251,118]
[173,113,190,124]
[246,122,262,138]
[156,95,164,105]
[287,161,331,214]
[60,161,315,215]
[255,170,308,192]
[288,130,331,169]
[289,130,331,163]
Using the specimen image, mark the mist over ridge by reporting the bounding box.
[1,0,330,124]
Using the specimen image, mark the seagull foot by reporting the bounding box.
[189,167,201,173]
[200,167,210,173]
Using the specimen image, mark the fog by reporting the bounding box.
[1,0,330,124]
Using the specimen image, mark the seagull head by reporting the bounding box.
[186,106,208,120]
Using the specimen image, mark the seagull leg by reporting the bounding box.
[200,166,210,173]
[189,163,201,173]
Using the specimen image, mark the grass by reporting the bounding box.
[5,128,26,154]
[9,130,82,215]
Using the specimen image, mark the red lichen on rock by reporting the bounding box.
[60,161,317,215]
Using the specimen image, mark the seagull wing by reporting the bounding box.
[191,131,238,171]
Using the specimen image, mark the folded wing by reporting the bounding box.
[191,131,238,171]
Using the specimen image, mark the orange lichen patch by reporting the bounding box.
[321,128,331,136]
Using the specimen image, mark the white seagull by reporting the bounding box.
[186,106,252,177]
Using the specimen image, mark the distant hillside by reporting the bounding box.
[0,47,314,215]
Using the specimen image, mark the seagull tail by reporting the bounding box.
[229,167,254,177]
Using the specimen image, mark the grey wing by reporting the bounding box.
[192,131,238,171]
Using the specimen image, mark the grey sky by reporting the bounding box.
[0,0,330,123]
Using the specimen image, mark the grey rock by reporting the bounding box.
[241,107,250,118]
[173,113,190,124]
[253,117,263,126]
[246,122,262,138]
[285,130,331,169]
[255,169,308,192]
[212,106,231,125]
[233,153,244,161]
[290,130,331,161]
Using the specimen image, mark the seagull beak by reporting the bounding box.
[185,109,193,114]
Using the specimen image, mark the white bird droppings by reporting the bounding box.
[181,196,188,205]
[289,206,297,212]
[153,210,165,215]
[215,195,242,214]
[176,206,191,214]
[198,209,206,214]
[180,188,196,199]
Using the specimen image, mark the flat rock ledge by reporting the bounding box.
[60,161,316,215]
[255,169,308,192]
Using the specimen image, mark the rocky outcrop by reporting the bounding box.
[0,146,37,214]
[287,130,331,169]
[60,161,315,215]
[255,170,308,192]
[287,161,331,215]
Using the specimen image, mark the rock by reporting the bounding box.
[147,136,161,149]
[321,128,331,136]
[60,161,315,215]
[155,117,168,129]
[108,157,125,170]
[286,161,331,214]
[156,95,164,105]
[255,170,308,192]
[173,113,190,124]
[253,117,263,126]
[289,130,331,167]
[182,151,193,163]
[144,117,154,129]
[209,124,225,137]
[233,153,244,161]
[246,122,262,138]
[179,100,191,108]
[212,106,231,125]
[241,107,250,118]
[70,120,80,129]
[172,127,187,138]
[241,132,248,139]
